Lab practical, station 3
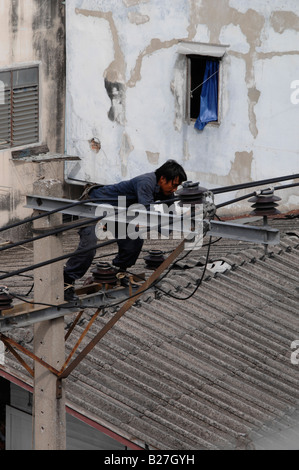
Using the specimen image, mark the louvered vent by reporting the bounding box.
[0,89,11,150]
[12,85,39,147]
[0,67,39,150]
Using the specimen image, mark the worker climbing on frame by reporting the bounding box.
[64,160,187,301]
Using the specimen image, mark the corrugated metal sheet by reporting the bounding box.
[1,216,299,449]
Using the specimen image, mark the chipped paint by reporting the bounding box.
[65,0,299,214]
[120,132,134,177]
[123,0,150,7]
[146,151,160,165]
[270,11,299,34]
[127,38,179,88]
[75,8,126,84]
[128,11,150,25]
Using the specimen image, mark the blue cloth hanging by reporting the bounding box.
[194,60,219,131]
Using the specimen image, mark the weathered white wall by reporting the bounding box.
[65,0,299,215]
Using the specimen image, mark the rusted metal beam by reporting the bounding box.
[0,333,59,376]
[1,339,34,377]
[64,310,84,341]
[61,308,102,373]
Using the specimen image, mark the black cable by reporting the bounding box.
[4,176,297,320]
[0,207,200,281]
[0,198,191,254]
[6,231,210,310]
[215,181,299,210]
[1,173,297,235]
[216,191,256,209]
[0,237,119,281]
[0,270,33,280]
[95,235,213,311]
[0,197,101,234]
[0,214,104,254]
[126,236,213,303]
[0,216,131,255]
[6,243,191,310]
[0,195,180,234]
[8,291,78,310]
[211,173,299,195]
[152,236,212,301]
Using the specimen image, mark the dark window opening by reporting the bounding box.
[187,55,220,127]
[0,67,39,150]
[0,377,10,450]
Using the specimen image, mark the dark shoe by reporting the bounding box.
[64,284,79,302]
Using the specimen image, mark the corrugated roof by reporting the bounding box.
[1,215,299,449]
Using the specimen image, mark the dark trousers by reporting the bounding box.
[64,225,144,284]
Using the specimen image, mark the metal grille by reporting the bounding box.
[0,68,39,150]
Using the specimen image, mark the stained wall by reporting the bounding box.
[0,0,65,229]
[65,0,299,214]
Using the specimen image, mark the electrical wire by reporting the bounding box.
[0,237,119,282]
[0,195,180,234]
[211,173,299,195]
[216,181,299,210]
[2,175,298,311]
[0,216,98,253]
[0,173,297,234]
[7,291,73,310]
[124,236,213,304]
[0,197,101,234]
[92,234,213,312]
[0,207,200,281]
[0,199,184,254]
[4,228,213,311]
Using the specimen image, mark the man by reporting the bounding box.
[64,159,187,301]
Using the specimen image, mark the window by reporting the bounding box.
[0,67,39,150]
[177,41,227,130]
[187,55,220,127]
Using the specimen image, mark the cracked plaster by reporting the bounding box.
[66,1,299,214]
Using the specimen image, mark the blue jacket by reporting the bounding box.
[89,172,173,209]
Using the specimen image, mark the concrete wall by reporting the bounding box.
[65,0,299,215]
[0,0,65,231]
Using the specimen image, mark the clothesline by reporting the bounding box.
[190,69,219,97]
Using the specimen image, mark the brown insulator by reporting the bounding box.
[144,249,165,270]
[91,262,118,285]
[248,189,281,216]
[176,181,208,205]
[0,287,13,311]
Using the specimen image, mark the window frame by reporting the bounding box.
[186,54,221,124]
[0,64,40,151]
[177,41,227,126]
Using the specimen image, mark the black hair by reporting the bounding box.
[155,159,187,184]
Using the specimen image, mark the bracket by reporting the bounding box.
[208,220,280,245]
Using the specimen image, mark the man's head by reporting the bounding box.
[155,160,187,196]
